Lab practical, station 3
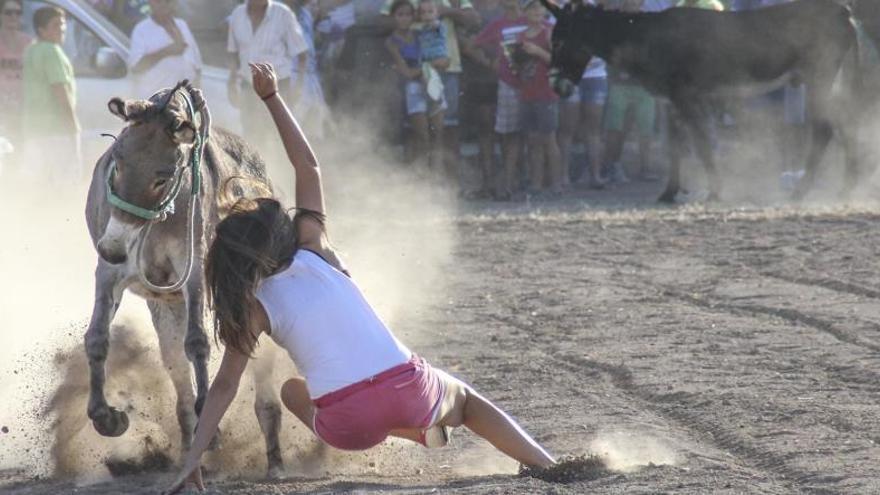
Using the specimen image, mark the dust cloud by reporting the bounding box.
[0,108,459,482]
[589,430,679,472]
[670,76,880,207]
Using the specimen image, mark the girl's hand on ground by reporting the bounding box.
[163,464,204,494]
[250,62,279,99]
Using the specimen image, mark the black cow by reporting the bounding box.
[541,0,860,202]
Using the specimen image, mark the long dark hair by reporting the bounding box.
[205,197,302,356]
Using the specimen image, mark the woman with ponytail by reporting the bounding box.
[164,62,555,493]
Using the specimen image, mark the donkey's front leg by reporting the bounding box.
[85,260,129,437]
[183,279,210,417]
[150,300,197,451]
[251,348,284,478]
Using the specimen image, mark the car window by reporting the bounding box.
[23,1,127,79]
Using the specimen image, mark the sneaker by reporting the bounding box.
[421,425,451,449]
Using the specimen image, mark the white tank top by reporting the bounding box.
[255,249,411,399]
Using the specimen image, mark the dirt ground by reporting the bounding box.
[5,171,880,494]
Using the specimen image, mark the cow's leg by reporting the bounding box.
[839,122,860,198]
[148,300,197,451]
[680,101,721,201]
[658,107,685,203]
[251,348,285,478]
[792,77,835,200]
[85,260,129,437]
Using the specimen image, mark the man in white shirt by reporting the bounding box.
[227,0,308,176]
[128,0,203,99]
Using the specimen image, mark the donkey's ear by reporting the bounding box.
[539,0,563,17]
[172,120,197,144]
[108,97,128,121]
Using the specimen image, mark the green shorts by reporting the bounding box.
[603,83,656,136]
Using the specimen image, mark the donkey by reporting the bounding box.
[84,81,284,475]
[541,0,860,202]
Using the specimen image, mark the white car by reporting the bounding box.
[21,0,239,162]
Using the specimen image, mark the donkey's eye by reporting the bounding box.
[153,178,169,190]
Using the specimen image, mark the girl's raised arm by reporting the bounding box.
[250,63,326,248]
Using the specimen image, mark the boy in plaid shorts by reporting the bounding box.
[475,0,527,200]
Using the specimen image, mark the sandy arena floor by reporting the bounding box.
[4,165,880,494]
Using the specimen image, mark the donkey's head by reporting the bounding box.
[541,1,605,97]
[97,81,207,263]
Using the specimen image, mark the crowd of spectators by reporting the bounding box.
[0,0,877,199]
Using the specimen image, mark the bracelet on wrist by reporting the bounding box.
[261,91,278,101]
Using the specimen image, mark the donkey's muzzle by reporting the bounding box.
[97,242,127,265]
[97,215,137,265]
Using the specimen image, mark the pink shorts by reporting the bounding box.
[312,355,445,450]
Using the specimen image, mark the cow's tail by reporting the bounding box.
[844,6,864,99]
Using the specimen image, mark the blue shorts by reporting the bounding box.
[404,80,446,116]
[521,101,559,134]
[579,77,608,106]
[441,72,460,126]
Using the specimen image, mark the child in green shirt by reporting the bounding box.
[21,6,81,184]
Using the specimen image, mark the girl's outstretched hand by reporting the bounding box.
[249,62,279,100]
[163,464,204,494]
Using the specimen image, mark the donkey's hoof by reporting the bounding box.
[657,192,677,204]
[92,407,130,437]
[267,463,286,480]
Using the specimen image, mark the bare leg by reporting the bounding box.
[429,110,446,175]
[499,132,521,198]
[280,377,315,432]
[410,113,430,168]
[435,375,554,468]
[443,123,461,187]
[545,133,564,193]
[527,133,544,191]
[476,104,497,194]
